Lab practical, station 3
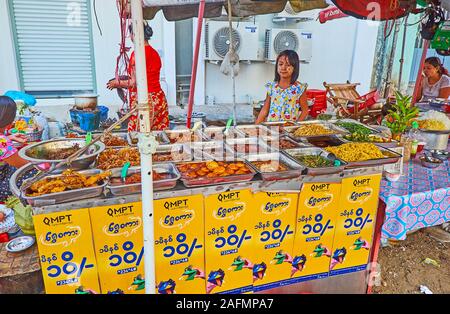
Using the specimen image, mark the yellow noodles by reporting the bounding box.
[292,124,335,136]
[418,119,446,131]
[325,143,384,162]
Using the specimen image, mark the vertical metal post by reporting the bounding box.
[130,0,156,294]
[397,15,409,91]
[186,0,206,128]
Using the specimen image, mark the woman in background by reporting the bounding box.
[107,22,169,131]
[418,57,450,101]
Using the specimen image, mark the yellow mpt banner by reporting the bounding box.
[89,202,145,294]
[290,182,341,283]
[154,195,206,294]
[251,192,298,292]
[204,189,255,294]
[33,209,100,294]
[330,174,381,276]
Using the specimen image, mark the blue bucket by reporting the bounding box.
[69,109,79,125]
[98,105,109,122]
[78,111,100,132]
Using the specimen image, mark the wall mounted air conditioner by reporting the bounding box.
[205,21,262,61]
[273,2,317,23]
[264,29,312,63]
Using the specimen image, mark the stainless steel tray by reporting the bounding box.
[107,164,180,196]
[305,136,347,148]
[283,147,347,176]
[176,160,256,188]
[245,152,304,181]
[333,119,381,134]
[284,122,349,141]
[236,124,279,138]
[18,138,105,173]
[20,169,107,206]
[201,126,243,141]
[153,143,192,163]
[225,137,272,157]
[127,131,170,146]
[102,132,129,148]
[339,134,400,149]
[260,135,311,151]
[190,141,235,161]
[165,129,207,144]
[328,146,403,168]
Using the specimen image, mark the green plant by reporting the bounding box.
[385,91,419,136]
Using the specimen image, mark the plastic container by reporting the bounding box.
[78,111,100,132]
[98,105,109,122]
[408,121,420,158]
[69,109,79,125]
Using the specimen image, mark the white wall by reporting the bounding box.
[202,13,379,106]
[0,0,20,91]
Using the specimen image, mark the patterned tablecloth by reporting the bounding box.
[379,158,450,240]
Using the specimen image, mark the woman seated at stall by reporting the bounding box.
[418,57,450,102]
[255,50,309,124]
[0,96,28,203]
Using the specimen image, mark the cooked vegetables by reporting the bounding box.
[325,143,384,162]
[335,122,373,135]
[344,133,392,144]
[292,154,333,168]
[291,124,335,137]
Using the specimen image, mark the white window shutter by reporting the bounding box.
[10,0,96,97]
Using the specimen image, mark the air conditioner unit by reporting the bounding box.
[264,29,312,63]
[205,21,261,61]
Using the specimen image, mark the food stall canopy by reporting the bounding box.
[330,0,416,20]
[142,0,329,21]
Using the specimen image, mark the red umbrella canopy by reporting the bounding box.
[331,0,415,20]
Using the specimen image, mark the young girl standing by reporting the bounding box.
[256,50,309,124]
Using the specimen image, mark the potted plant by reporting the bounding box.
[385,91,419,141]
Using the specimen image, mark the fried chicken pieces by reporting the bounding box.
[26,170,111,197]
[177,161,251,180]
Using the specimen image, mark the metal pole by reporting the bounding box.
[398,15,409,91]
[186,0,206,128]
[383,19,401,98]
[412,40,430,104]
[130,0,157,294]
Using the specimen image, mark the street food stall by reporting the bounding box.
[8,119,403,294]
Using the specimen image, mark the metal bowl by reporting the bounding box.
[420,156,443,169]
[429,149,449,161]
[18,138,105,172]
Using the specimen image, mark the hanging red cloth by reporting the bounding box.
[330,0,411,21]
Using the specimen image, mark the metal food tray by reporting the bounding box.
[176,160,256,188]
[236,124,279,138]
[333,146,403,168]
[260,136,311,151]
[107,164,180,196]
[245,152,304,181]
[333,119,381,134]
[418,128,450,135]
[284,122,349,141]
[338,134,400,149]
[225,137,272,157]
[20,169,107,206]
[201,126,243,141]
[102,132,129,148]
[190,141,235,161]
[153,143,192,163]
[165,129,207,144]
[283,147,347,176]
[127,131,170,146]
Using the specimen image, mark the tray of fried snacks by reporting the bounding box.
[284,122,349,140]
[127,131,170,146]
[165,129,208,144]
[153,144,193,163]
[21,169,111,206]
[235,124,279,138]
[201,126,243,142]
[262,135,311,151]
[101,133,129,147]
[176,160,256,187]
[107,163,180,196]
[97,147,141,170]
[283,147,347,176]
[225,137,272,157]
[324,142,402,168]
[245,152,304,181]
[190,141,235,161]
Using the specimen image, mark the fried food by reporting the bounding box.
[291,124,335,137]
[26,170,111,197]
[252,161,288,173]
[45,144,81,160]
[102,134,128,147]
[167,132,202,144]
[177,161,252,181]
[325,143,384,162]
[97,148,140,170]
